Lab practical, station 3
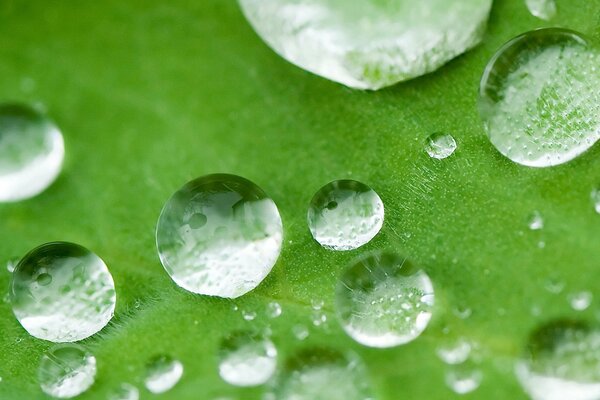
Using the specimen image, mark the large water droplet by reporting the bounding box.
[307,180,383,251]
[273,348,373,400]
[156,174,283,298]
[516,320,600,400]
[525,0,556,20]
[0,103,64,202]
[239,0,492,90]
[425,132,457,159]
[335,251,434,348]
[38,344,96,399]
[479,29,600,167]
[144,355,183,394]
[109,383,139,400]
[218,331,277,387]
[10,242,116,342]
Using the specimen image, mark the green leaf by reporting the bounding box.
[1,0,599,398]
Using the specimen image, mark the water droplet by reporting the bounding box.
[144,355,183,394]
[425,132,457,159]
[239,0,492,90]
[156,174,283,298]
[266,301,282,318]
[436,338,472,365]
[38,344,96,399]
[452,306,472,320]
[292,325,309,341]
[242,310,257,321]
[311,298,324,311]
[109,383,139,400]
[445,364,482,394]
[307,180,384,251]
[516,320,600,400]
[6,257,18,273]
[311,311,327,327]
[479,29,600,167]
[569,291,592,311]
[10,242,116,342]
[591,188,600,214]
[545,277,565,294]
[218,331,277,387]
[528,211,544,230]
[335,252,434,348]
[525,0,556,20]
[0,103,64,202]
[273,348,373,400]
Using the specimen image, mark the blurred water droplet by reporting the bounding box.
[0,103,64,202]
[144,355,183,394]
[452,306,472,320]
[308,180,384,251]
[425,132,457,159]
[38,344,96,399]
[109,383,139,400]
[266,301,282,318]
[591,188,600,214]
[545,277,565,294]
[479,29,600,167]
[292,325,309,341]
[10,242,116,342]
[445,364,482,394]
[436,338,472,365]
[336,252,434,348]
[528,211,544,230]
[311,298,324,311]
[311,311,327,327]
[242,310,257,321]
[525,0,556,20]
[569,291,593,311]
[219,331,277,387]
[156,174,283,298]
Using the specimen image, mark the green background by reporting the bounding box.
[1,0,599,398]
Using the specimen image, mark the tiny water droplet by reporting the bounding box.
[218,331,277,387]
[6,257,18,273]
[545,277,565,294]
[144,355,183,394]
[156,174,283,298]
[307,180,384,251]
[10,242,116,342]
[311,311,327,327]
[425,132,457,159]
[436,338,472,365]
[452,306,472,320]
[242,310,257,321]
[525,0,556,20]
[445,364,482,394]
[311,299,324,311]
[109,383,139,400]
[336,252,434,348]
[528,211,544,231]
[569,291,592,311]
[38,344,96,399]
[0,103,65,202]
[292,325,309,341]
[266,301,282,319]
[591,188,600,214]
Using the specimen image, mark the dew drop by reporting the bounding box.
[38,344,96,399]
[307,180,383,251]
[311,298,324,311]
[144,355,183,394]
[335,251,434,348]
[445,364,482,395]
[0,103,64,202]
[10,242,116,342]
[311,311,327,327]
[479,29,600,167]
[242,310,257,321]
[516,320,600,400]
[528,211,544,231]
[590,188,600,214]
[109,383,139,400]
[272,348,373,400]
[218,331,277,387]
[425,132,457,159]
[452,306,473,320]
[436,338,472,365]
[545,277,565,294]
[525,0,556,20]
[569,291,593,311]
[292,325,310,341]
[239,0,492,90]
[156,174,283,298]
[6,257,18,273]
[266,301,282,318]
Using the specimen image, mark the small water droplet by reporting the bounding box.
[156,174,283,298]
[242,310,257,321]
[10,242,116,342]
[311,311,327,327]
[569,291,592,311]
[436,338,472,365]
[452,306,472,320]
[445,364,482,394]
[109,383,139,400]
[336,252,434,348]
[591,188,600,214]
[292,325,309,341]
[311,299,324,311]
[545,277,565,294]
[218,331,277,387]
[307,180,384,251]
[425,132,457,159]
[266,301,282,319]
[6,257,18,273]
[525,0,556,20]
[0,103,65,202]
[144,355,183,394]
[528,211,544,231]
[38,344,96,398]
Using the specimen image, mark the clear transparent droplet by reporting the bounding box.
[528,211,544,230]
[144,355,183,394]
[273,348,373,400]
[591,188,600,214]
[109,383,139,400]
[569,291,593,311]
[516,321,600,400]
[311,298,324,311]
[266,301,282,318]
[425,132,457,159]
[545,276,565,294]
[452,306,472,320]
[10,242,116,342]
[335,251,434,348]
[0,103,64,202]
[218,331,277,387]
[38,344,96,399]
[445,364,482,395]
[6,257,18,273]
[239,0,492,90]
[312,311,327,327]
[436,338,472,365]
[156,174,283,298]
[525,0,556,20]
[242,310,257,321]
[292,325,310,341]
[479,28,600,167]
[308,180,384,251]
